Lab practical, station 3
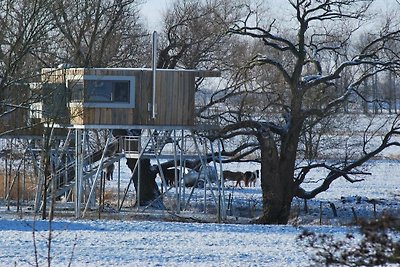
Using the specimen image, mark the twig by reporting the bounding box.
[32,217,39,267]
[67,234,78,267]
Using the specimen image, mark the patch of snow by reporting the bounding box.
[301,74,321,83]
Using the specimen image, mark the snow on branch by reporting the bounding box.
[295,166,368,200]
[219,143,260,163]
[296,0,373,23]
[301,59,400,118]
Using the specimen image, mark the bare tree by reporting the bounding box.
[157,0,244,70]
[0,0,53,134]
[49,0,148,67]
[207,0,400,224]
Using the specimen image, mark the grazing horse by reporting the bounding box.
[161,168,181,187]
[223,170,245,188]
[105,163,115,181]
[244,170,259,187]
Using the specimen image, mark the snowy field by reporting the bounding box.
[0,213,361,267]
[0,159,399,266]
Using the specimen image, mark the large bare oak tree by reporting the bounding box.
[209,0,400,224]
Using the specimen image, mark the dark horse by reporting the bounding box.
[160,168,181,187]
[105,163,115,181]
[244,170,259,187]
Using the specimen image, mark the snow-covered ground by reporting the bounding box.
[0,212,357,267]
[0,159,398,266]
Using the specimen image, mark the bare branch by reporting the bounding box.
[297,115,400,199]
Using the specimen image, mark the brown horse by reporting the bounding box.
[244,170,259,187]
[223,170,245,187]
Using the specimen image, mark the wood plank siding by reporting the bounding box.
[41,68,219,127]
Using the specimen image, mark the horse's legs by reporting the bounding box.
[245,176,250,187]
[236,178,243,188]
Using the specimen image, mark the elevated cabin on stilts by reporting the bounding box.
[31,67,224,220]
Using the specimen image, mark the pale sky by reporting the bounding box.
[140,0,397,31]
[140,0,172,31]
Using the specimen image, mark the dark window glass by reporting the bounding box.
[68,79,131,104]
[112,81,130,103]
[85,80,130,103]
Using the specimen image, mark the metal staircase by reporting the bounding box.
[146,130,173,153]
[36,136,123,210]
[51,153,125,199]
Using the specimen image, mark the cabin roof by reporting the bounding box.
[42,67,221,78]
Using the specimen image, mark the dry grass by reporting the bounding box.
[0,171,37,201]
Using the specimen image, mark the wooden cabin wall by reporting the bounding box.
[42,68,196,127]
[154,71,195,126]
[137,71,152,125]
[0,83,59,136]
[0,84,30,133]
[137,70,195,126]
[80,108,137,125]
[0,108,27,133]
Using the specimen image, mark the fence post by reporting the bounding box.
[351,207,358,224]
[319,202,322,225]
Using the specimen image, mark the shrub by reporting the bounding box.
[297,215,400,266]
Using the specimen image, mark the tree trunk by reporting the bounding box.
[255,133,297,224]
[113,129,163,209]
[126,158,163,209]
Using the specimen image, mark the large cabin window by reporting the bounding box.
[68,75,135,108]
[86,80,130,103]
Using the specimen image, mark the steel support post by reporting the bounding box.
[74,129,83,218]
